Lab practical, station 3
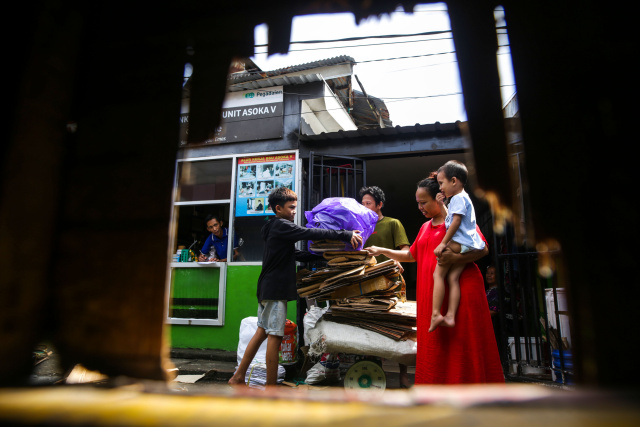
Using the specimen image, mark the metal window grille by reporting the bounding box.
[306,152,366,210]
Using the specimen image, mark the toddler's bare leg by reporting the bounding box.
[443,262,465,328]
[430,263,449,332]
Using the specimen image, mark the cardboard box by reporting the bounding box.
[330,275,391,299]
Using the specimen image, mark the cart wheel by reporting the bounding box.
[344,360,386,391]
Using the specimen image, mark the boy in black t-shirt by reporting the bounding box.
[228,187,362,386]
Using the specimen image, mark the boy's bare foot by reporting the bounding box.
[442,314,456,328]
[228,374,246,386]
[429,313,445,332]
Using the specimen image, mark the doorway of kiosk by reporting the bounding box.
[349,152,492,301]
[299,151,491,342]
[303,151,491,297]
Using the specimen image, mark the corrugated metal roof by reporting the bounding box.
[228,73,325,92]
[268,55,355,76]
[228,55,355,85]
[296,121,463,141]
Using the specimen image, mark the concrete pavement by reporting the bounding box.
[29,346,415,390]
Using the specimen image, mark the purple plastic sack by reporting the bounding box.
[304,197,378,253]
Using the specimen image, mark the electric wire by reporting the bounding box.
[251,26,506,55]
[268,28,455,46]
[253,35,455,54]
[183,22,515,124]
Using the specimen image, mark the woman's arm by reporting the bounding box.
[365,246,415,263]
[438,243,488,267]
[394,244,410,273]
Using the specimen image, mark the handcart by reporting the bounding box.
[303,302,417,391]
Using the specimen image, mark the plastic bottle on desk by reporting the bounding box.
[208,246,217,261]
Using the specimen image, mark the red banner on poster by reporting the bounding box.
[238,154,295,165]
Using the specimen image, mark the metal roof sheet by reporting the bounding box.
[228,55,355,84]
[296,122,463,141]
[227,73,325,92]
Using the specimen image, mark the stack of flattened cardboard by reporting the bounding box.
[297,251,416,340]
[325,300,417,341]
[297,252,397,301]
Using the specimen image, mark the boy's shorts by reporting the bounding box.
[257,300,287,336]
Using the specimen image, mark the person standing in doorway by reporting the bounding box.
[360,186,411,263]
[359,185,412,388]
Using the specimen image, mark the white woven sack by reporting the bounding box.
[306,319,417,365]
[236,316,286,387]
[236,316,267,365]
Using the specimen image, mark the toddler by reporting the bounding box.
[430,160,485,332]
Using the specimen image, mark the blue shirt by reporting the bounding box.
[200,228,239,260]
[445,190,485,250]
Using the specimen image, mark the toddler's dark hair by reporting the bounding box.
[268,187,297,211]
[437,160,468,185]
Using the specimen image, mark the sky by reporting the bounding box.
[250,3,516,126]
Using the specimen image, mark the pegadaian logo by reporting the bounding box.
[244,92,255,98]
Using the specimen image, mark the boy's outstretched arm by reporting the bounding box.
[294,230,361,262]
[276,220,355,245]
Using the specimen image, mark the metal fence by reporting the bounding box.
[492,229,573,386]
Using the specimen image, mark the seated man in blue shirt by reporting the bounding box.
[197,214,240,262]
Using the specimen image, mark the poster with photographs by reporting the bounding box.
[236,154,296,217]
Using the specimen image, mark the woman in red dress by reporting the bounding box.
[366,172,504,384]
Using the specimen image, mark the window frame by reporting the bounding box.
[165,149,299,326]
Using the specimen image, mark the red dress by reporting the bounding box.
[410,220,504,384]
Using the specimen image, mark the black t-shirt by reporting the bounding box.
[256,217,352,302]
